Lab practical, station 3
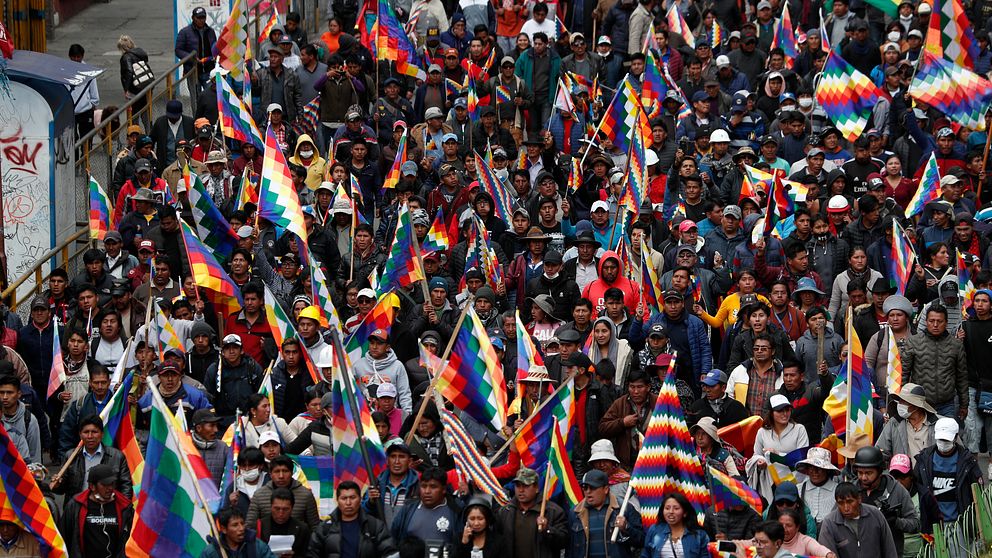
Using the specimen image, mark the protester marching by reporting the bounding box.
[4,0,992,555]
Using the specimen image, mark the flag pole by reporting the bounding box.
[488,370,579,465]
[326,326,386,519]
[610,481,635,542]
[404,296,476,445]
[539,464,552,519]
[145,377,229,558]
[979,112,992,203]
[407,204,432,305]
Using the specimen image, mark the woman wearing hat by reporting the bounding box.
[792,277,826,316]
[828,246,883,320]
[864,295,914,400]
[690,417,739,477]
[525,294,563,346]
[509,364,556,420]
[746,394,809,502]
[794,447,841,530]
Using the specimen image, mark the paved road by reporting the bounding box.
[47,0,177,108]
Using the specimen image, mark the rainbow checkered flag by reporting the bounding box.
[257,7,280,46]
[421,206,450,256]
[665,4,695,47]
[258,124,309,245]
[595,76,653,152]
[905,152,941,218]
[212,0,249,79]
[815,49,883,142]
[890,218,915,293]
[909,50,992,131]
[379,203,425,292]
[476,152,515,228]
[436,307,508,430]
[217,72,263,148]
[331,345,386,493]
[0,423,67,556]
[772,3,798,68]
[294,94,321,137]
[926,0,979,68]
[154,299,185,362]
[290,454,335,519]
[708,466,763,513]
[383,128,408,192]
[88,176,114,241]
[630,352,709,527]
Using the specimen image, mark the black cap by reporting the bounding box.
[648,324,668,338]
[544,250,563,265]
[663,290,684,301]
[192,409,221,426]
[386,441,412,455]
[88,464,116,486]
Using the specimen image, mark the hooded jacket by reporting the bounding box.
[287,134,326,191]
[1,401,40,465]
[352,349,412,413]
[794,325,845,383]
[61,489,133,558]
[916,275,964,333]
[246,478,320,529]
[580,251,641,315]
[732,214,785,271]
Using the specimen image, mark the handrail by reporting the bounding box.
[1,227,90,312]
[74,52,199,150]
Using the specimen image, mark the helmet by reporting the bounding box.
[852,446,884,469]
[826,195,850,213]
[298,305,322,323]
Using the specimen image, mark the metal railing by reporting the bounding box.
[0,228,90,313]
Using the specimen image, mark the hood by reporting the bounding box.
[290,134,318,164]
[1,401,24,425]
[366,348,400,371]
[825,168,847,190]
[596,250,621,279]
[936,275,961,307]
[270,24,286,36]
[743,213,762,237]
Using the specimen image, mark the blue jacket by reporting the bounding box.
[175,24,217,73]
[642,523,710,558]
[270,360,315,418]
[566,494,644,558]
[630,311,712,385]
[204,528,274,558]
[17,321,60,389]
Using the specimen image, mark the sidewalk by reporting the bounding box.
[47,0,177,107]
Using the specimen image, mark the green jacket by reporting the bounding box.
[514,48,562,107]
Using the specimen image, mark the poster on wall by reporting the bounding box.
[0,81,54,302]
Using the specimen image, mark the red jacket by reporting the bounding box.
[113,177,171,224]
[224,311,274,368]
[580,250,641,315]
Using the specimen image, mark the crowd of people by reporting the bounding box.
[9,0,992,555]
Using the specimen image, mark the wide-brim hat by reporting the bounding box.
[796,446,840,473]
[131,188,157,203]
[522,226,550,241]
[574,231,601,248]
[528,294,560,321]
[519,364,556,384]
[888,382,937,415]
[206,150,227,164]
[689,416,721,444]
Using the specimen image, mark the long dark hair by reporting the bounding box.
[662,492,701,531]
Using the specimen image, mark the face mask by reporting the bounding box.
[299,150,314,158]
[799,97,813,109]
[241,468,260,482]
[545,271,559,280]
[888,31,902,42]
[896,403,911,419]
[936,439,955,453]
[815,233,829,241]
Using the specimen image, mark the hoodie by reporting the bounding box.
[1,401,40,464]
[287,134,327,191]
[580,250,641,315]
[732,213,785,271]
[352,349,412,413]
[917,275,964,333]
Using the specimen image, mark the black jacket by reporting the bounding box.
[778,371,834,442]
[260,515,311,557]
[524,272,581,320]
[53,444,132,501]
[149,114,195,174]
[686,395,750,429]
[914,444,983,533]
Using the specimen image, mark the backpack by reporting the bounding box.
[128,53,155,94]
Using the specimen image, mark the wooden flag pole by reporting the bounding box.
[404,296,476,446]
[488,370,578,465]
[407,203,432,305]
[610,482,635,542]
[539,464,553,519]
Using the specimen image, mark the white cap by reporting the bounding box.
[646,149,659,166]
[934,417,959,441]
[591,200,610,213]
[376,382,398,398]
[710,129,731,143]
[769,394,792,410]
[267,103,283,113]
[258,431,281,446]
[237,225,254,238]
[222,333,242,346]
[716,55,731,67]
[358,288,377,299]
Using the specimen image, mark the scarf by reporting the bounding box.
[588,317,619,364]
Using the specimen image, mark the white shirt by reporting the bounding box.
[520,18,557,41]
[70,70,100,114]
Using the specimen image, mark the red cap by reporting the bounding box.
[138,239,156,252]
[445,48,458,56]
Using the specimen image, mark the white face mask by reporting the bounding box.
[888,31,902,42]
[896,403,911,419]
[799,97,814,109]
[241,468,260,482]
[936,439,955,453]
[545,271,560,280]
[299,149,314,158]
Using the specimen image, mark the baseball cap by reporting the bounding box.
[358,288,377,300]
[258,431,281,446]
[701,369,729,386]
[769,394,793,411]
[237,225,254,239]
[385,441,412,455]
[678,220,698,233]
[442,132,459,143]
[137,239,156,253]
[581,470,609,488]
[716,55,731,67]
[648,324,668,338]
[425,107,444,120]
[515,467,540,485]
[934,417,959,441]
[30,296,48,310]
[889,454,912,474]
[159,362,182,376]
[135,158,153,172]
[723,205,743,220]
[376,382,398,398]
[369,328,389,342]
[192,6,207,17]
[597,36,612,45]
[222,334,242,347]
[192,409,221,426]
[88,464,117,486]
[267,103,283,113]
[591,200,610,213]
[401,160,418,177]
[663,290,683,301]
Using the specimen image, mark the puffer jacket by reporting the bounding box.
[902,327,969,410]
[308,510,398,558]
[1,401,40,465]
[192,433,229,489]
[351,349,412,413]
[246,479,320,529]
